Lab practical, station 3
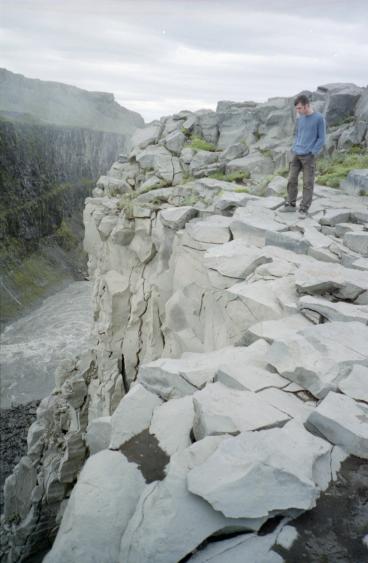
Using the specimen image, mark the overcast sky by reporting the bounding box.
[0,0,367,122]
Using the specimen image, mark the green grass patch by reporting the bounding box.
[187,134,217,152]
[208,170,251,183]
[316,148,368,188]
[54,220,78,251]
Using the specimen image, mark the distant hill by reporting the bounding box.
[0,68,144,134]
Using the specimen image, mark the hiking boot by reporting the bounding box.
[279,202,296,213]
[299,207,308,218]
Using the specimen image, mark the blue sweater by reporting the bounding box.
[292,112,326,156]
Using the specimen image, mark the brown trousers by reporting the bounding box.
[287,153,316,210]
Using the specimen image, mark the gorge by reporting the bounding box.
[1,81,368,562]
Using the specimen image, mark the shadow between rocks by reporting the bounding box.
[119,429,170,483]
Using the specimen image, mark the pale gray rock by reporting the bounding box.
[335,222,364,238]
[97,215,118,240]
[187,527,284,563]
[192,382,290,440]
[341,168,368,195]
[295,261,368,304]
[244,315,312,345]
[109,384,162,449]
[276,526,299,550]
[299,295,368,324]
[139,175,162,191]
[136,145,174,183]
[338,364,368,403]
[267,321,368,398]
[130,122,162,150]
[219,142,249,162]
[159,206,198,230]
[256,387,314,422]
[248,196,285,210]
[226,152,274,176]
[187,422,332,519]
[343,231,368,257]
[4,456,37,521]
[216,365,287,393]
[227,279,283,322]
[96,175,131,196]
[318,83,362,126]
[319,208,352,226]
[119,437,264,563]
[110,215,135,245]
[44,451,145,563]
[130,230,157,263]
[306,391,368,458]
[61,376,87,409]
[150,396,194,456]
[204,240,272,279]
[231,207,288,247]
[86,416,112,455]
[197,110,219,143]
[186,216,232,244]
[189,149,219,174]
[266,175,288,196]
[265,230,311,254]
[138,346,271,400]
[180,146,195,164]
[213,192,259,213]
[164,130,186,155]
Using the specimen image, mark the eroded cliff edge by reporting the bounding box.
[1,82,368,562]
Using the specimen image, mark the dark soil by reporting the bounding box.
[0,400,39,514]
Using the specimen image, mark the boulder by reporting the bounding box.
[215,365,287,393]
[226,152,274,176]
[295,261,368,304]
[230,207,288,247]
[187,421,332,520]
[86,416,112,455]
[150,396,194,456]
[341,169,368,196]
[267,321,368,398]
[192,382,290,440]
[306,391,368,458]
[109,384,163,449]
[204,240,272,279]
[164,130,186,155]
[244,315,312,345]
[119,437,264,563]
[219,143,249,162]
[159,206,198,230]
[44,451,145,563]
[317,83,362,126]
[189,150,219,175]
[338,364,368,403]
[130,122,162,150]
[266,175,288,196]
[186,216,232,244]
[136,145,174,183]
[343,231,368,257]
[256,387,314,422]
[298,295,368,324]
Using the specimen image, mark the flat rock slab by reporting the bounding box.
[265,230,311,254]
[150,396,194,456]
[187,527,284,563]
[138,345,270,400]
[187,422,332,520]
[44,451,145,563]
[227,279,283,322]
[204,240,272,279]
[338,364,368,402]
[109,384,162,449]
[119,437,264,563]
[192,382,290,440]
[186,216,232,244]
[256,387,315,422]
[159,206,198,230]
[244,314,312,345]
[215,365,287,393]
[230,207,288,247]
[343,231,368,257]
[295,261,368,304]
[266,321,368,398]
[298,295,368,324]
[306,391,368,459]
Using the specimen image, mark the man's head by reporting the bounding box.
[294,94,313,116]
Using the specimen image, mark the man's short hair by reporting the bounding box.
[294,94,310,106]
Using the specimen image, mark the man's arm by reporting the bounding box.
[311,115,326,155]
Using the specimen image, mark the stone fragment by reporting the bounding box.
[186,216,232,244]
[266,175,288,196]
[230,207,288,247]
[110,384,163,449]
[61,376,87,409]
[338,364,368,403]
[204,240,272,279]
[150,396,194,456]
[213,192,259,214]
[227,279,283,322]
[44,451,145,563]
[244,315,311,345]
[187,528,284,563]
[4,456,37,521]
[306,391,368,458]
[295,261,368,304]
[187,422,332,519]
[130,122,162,150]
[265,230,310,254]
[319,208,351,226]
[267,321,368,398]
[215,365,287,392]
[119,437,264,563]
[159,206,198,230]
[341,169,368,196]
[192,382,290,440]
[138,345,270,400]
[298,295,368,324]
[343,232,368,257]
[86,416,112,455]
[164,130,186,155]
[97,215,118,240]
[335,222,364,238]
[256,388,314,422]
[219,142,249,162]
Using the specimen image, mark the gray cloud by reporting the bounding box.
[0,0,367,121]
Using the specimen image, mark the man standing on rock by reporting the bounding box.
[281,94,326,217]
